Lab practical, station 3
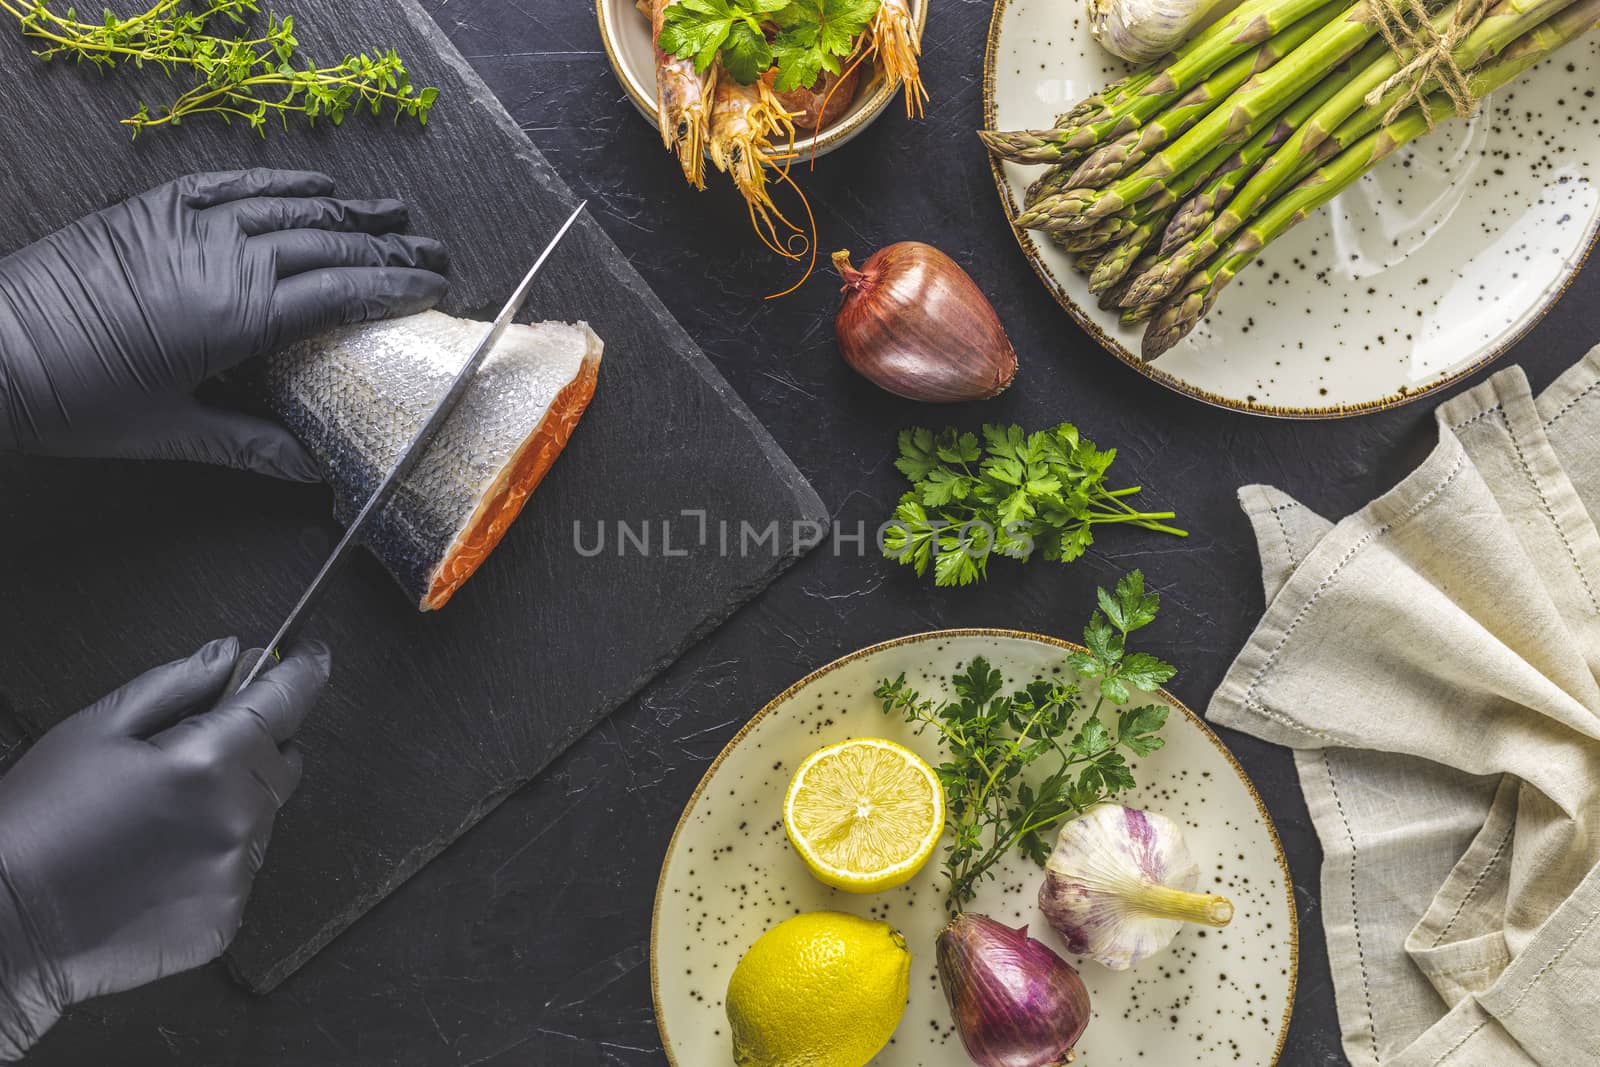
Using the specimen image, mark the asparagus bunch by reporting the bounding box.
[983,0,1599,359]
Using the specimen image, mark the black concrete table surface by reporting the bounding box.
[20,1,1600,1065]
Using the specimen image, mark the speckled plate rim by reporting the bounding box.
[980,0,1600,420]
[595,0,928,161]
[649,627,1299,1066]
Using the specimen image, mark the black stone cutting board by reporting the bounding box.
[0,0,824,992]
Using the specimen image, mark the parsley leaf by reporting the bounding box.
[721,18,773,82]
[657,0,878,89]
[659,0,754,75]
[770,0,878,90]
[1120,651,1177,691]
[877,572,1179,910]
[893,427,941,482]
[884,423,1187,587]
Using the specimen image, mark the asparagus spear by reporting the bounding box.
[1033,96,1282,254]
[1056,67,1160,128]
[1026,165,1075,208]
[1067,5,1342,187]
[981,128,1092,165]
[1122,302,1160,326]
[1158,35,1386,253]
[1077,130,1275,288]
[1143,0,1346,96]
[1043,181,1166,234]
[1091,214,1174,292]
[1075,247,1110,274]
[1057,98,1113,130]
[1055,214,1145,252]
[1099,254,1160,310]
[1067,128,1147,188]
[1045,1,1396,229]
[1128,0,1576,305]
[1046,61,1333,263]
[1015,75,1258,227]
[981,0,1344,163]
[1312,0,1578,148]
[1141,0,1600,358]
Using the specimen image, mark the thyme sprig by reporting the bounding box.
[877,570,1175,910]
[1,0,438,136]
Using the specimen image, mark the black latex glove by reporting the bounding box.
[0,168,448,480]
[0,637,330,1061]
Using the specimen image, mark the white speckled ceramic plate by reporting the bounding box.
[984,0,1600,417]
[652,630,1296,1066]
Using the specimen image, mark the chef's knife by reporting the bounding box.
[230,201,589,693]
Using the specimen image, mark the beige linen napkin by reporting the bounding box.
[1209,347,1600,1067]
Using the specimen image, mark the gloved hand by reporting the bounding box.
[0,637,330,1061]
[0,168,448,480]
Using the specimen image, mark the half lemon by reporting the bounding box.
[783,737,945,894]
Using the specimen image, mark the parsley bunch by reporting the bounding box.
[877,571,1175,910]
[883,423,1187,587]
[3,0,438,136]
[658,0,879,90]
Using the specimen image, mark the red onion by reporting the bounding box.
[832,243,1019,403]
[936,912,1091,1067]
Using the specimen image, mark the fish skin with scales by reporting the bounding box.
[252,309,603,611]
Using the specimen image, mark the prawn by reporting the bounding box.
[708,73,802,258]
[870,0,926,118]
[651,0,715,189]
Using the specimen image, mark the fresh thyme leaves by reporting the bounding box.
[2,0,438,137]
[659,0,879,89]
[876,570,1176,910]
[882,423,1187,587]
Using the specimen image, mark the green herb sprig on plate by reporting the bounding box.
[658,0,880,90]
[883,423,1187,587]
[877,570,1175,910]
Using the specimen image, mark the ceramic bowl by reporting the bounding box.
[984,0,1600,417]
[595,0,926,160]
[652,630,1297,1066]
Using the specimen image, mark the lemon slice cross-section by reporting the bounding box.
[783,737,946,894]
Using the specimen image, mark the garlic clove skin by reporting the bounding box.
[1085,0,1237,64]
[1039,804,1234,971]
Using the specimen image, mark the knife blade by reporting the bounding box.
[232,201,588,692]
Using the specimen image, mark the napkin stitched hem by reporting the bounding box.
[1210,352,1600,1067]
[1211,435,1470,749]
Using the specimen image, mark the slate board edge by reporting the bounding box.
[228,524,826,993]
[215,0,829,992]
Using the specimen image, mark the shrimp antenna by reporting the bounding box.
[764,167,817,300]
[810,47,873,171]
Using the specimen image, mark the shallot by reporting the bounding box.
[832,243,1018,403]
[936,912,1091,1067]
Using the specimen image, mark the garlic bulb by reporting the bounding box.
[1038,804,1234,970]
[1085,0,1238,64]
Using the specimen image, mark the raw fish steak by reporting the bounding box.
[255,310,603,610]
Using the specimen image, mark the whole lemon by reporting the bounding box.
[725,911,911,1067]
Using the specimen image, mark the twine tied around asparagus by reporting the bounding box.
[1365,0,1491,126]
